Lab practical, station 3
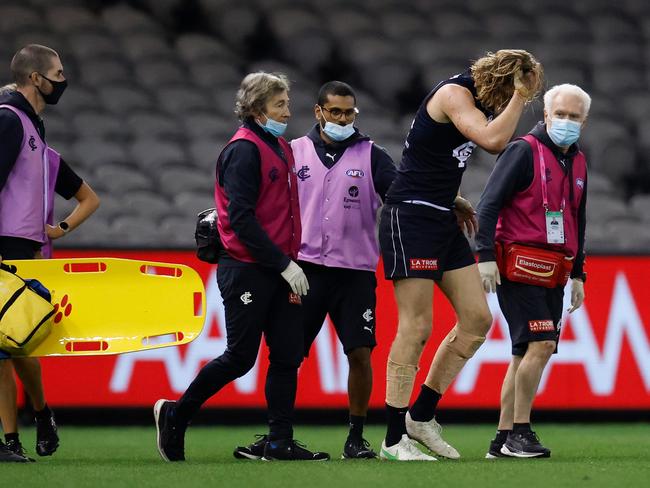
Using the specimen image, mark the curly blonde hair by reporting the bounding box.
[470,49,543,114]
[235,71,290,120]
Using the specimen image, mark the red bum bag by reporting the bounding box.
[495,242,574,288]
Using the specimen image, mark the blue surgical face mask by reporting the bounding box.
[321,120,355,142]
[547,118,581,147]
[258,114,287,138]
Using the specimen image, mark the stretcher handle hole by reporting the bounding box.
[140,265,183,277]
[65,340,109,352]
[63,262,107,273]
[194,292,204,317]
[141,332,184,346]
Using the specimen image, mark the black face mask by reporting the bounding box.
[37,74,67,105]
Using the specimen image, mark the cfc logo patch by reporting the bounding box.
[362,308,373,323]
[528,320,555,332]
[409,258,438,270]
[240,292,253,305]
[452,141,476,168]
[297,165,311,181]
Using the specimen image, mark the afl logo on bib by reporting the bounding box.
[346,169,364,178]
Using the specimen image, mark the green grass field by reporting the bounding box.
[4,424,649,488]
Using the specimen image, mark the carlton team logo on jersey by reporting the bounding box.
[452,141,476,168]
[409,258,438,270]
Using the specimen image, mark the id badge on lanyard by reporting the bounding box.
[545,209,564,244]
[537,140,565,244]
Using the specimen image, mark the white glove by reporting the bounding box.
[567,278,585,313]
[281,260,309,296]
[478,261,501,293]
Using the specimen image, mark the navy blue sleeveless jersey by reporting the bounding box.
[386,70,492,209]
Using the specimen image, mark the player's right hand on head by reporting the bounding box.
[281,260,310,296]
[478,261,500,294]
[514,66,541,101]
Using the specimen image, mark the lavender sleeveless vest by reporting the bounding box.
[0,105,60,255]
[495,134,587,257]
[291,136,381,271]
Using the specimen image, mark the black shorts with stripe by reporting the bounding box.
[378,202,475,281]
[497,277,565,356]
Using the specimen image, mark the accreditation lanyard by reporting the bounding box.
[537,140,565,244]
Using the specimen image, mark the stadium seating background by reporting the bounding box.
[1,0,649,253]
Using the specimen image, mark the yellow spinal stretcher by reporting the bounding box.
[4,258,206,357]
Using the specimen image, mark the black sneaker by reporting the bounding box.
[234,434,268,460]
[485,437,508,459]
[154,399,185,462]
[342,437,377,459]
[262,438,330,461]
[0,441,30,463]
[35,410,59,456]
[5,439,35,462]
[501,430,551,458]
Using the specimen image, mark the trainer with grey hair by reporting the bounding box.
[0,44,99,462]
[154,72,329,462]
[477,83,591,458]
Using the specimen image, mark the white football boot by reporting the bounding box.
[405,411,460,459]
[380,435,437,461]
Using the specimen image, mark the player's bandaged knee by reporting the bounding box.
[385,358,418,408]
[447,325,485,359]
[428,325,486,393]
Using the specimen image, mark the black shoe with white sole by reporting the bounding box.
[485,437,508,459]
[234,434,268,460]
[154,399,185,462]
[501,431,551,458]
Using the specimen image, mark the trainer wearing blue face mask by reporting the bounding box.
[476,84,590,459]
[237,81,396,460]
[155,72,329,463]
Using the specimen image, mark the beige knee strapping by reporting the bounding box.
[427,325,486,393]
[385,358,419,408]
[447,325,486,359]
